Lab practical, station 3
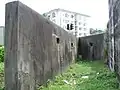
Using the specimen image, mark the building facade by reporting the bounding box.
[0,26,4,45]
[43,9,90,37]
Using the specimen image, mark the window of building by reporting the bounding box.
[71,43,74,47]
[75,21,77,25]
[89,42,93,46]
[79,33,81,36]
[71,15,74,18]
[75,31,77,34]
[84,23,86,26]
[48,15,50,19]
[79,27,82,30]
[56,38,60,44]
[79,22,81,25]
[75,26,78,28]
[67,24,69,30]
[84,28,86,30]
[75,26,78,30]
[84,33,86,36]
[65,13,69,17]
[52,12,55,18]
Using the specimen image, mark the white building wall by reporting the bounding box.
[59,11,75,34]
[0,26,4,45]
[44,9,90,37]
[75,14,90,37]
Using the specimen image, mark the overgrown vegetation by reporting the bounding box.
[0,46,118,90]
[0,46,4,90]
[0,46,4,63]
[0,62,4,90]
[39,60,118,90]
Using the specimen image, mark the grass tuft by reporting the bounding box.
[39,60,118,90]
[0,62,4,90]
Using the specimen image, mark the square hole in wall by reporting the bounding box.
[71,43,74,47]
[89,42,93,46]
[56,37,60,44]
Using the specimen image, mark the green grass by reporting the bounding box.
[0,60,118,90]
[0,62,4,89]
[0,46,4,62]
[39,60,118,90]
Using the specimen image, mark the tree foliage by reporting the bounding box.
[0,46,4,62]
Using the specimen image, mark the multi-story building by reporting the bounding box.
[43,9,90,37]
[0,26,4,45]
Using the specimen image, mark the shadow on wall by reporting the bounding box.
[77,33,104,60]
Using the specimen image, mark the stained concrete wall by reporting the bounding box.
[111,0,120,86]
[108,0,120,86]
[107,0,115,72]
[5,1,77,90]
[77,34,104,60]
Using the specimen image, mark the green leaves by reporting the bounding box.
[39,60,118,90]
[0,63,4,89]
[0,46,4,89]
[0,46,4,63]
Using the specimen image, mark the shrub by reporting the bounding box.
[0,46,4,62]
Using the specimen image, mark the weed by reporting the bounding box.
[39,60,118,90]
[0,46,4,63]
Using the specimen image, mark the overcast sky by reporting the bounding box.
[1,0,109,29]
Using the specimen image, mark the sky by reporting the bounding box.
[1,0,109,29]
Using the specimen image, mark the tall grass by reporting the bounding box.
[39,60,118,90]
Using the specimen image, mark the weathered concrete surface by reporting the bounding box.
[5,1,77,90]
[108,0,120,87]
[107,0,115,72]
[113,0,120,85]
[77,34,104,60]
